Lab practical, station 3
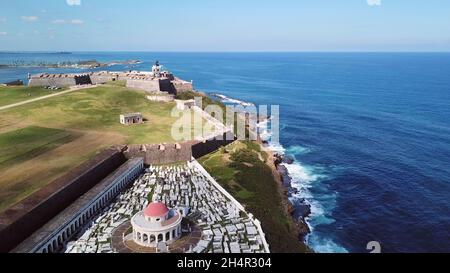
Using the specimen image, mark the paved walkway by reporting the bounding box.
[0,84,97,112]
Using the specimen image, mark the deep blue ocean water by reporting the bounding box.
[1,52,450,253]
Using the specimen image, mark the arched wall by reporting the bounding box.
[33,159,144,253]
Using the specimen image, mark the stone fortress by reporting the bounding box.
[0,61,269,253]
[28,61,193,95]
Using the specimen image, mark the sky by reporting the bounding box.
[0,0,450,52]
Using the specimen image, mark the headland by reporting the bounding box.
[0,60,307,253]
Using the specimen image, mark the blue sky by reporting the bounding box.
[0,0,449,51]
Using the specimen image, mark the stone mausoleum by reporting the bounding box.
[131,202,182,248]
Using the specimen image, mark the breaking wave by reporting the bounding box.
[211,93,256,107]
[262,124,348,253]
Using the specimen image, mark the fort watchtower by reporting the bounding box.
[151,61,162,78]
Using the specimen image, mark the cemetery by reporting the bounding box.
[65,160,269,253]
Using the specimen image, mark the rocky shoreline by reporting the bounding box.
[262,144,312,243]
[211,92,313,249]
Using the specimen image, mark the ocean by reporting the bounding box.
[1,52,449,253]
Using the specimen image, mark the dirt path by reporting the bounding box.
[0,85,97,112]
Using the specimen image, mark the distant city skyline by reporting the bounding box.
[1,0,450,52]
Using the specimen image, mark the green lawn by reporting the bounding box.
[0,126,84,212]
[0,126,77,167]
[1,83,202,144]
[0,85,68,107]
[0,84,219,212]
[199,141,310,253]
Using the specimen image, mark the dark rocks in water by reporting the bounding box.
[283,155,295,165]
[273,153,283,166]
[274,153,295,165]
[283,178,292,188]
[296,219,311,239]
[287,186,300,198]
[273,151,312,241]
[277,165,292,188]
[296,204,312,220]
[277,164,288,176]
[287,202,296,216]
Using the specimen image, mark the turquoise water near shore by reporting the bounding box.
[1,52,450,253]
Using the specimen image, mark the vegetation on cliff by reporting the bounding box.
[176,90,227,113]
[199,141,310,253]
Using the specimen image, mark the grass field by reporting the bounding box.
[0,85,68,107]
[199,141,309,253]
[0,126,76,167]
[0,126,91,211]
[0,83,218,212]
[0,83,215,143]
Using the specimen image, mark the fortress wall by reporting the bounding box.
[126,79,161,93]
[27,72,193,95]
[124,143,193,165]
[159,79,177,94]
[13,158,144,253]
[191,133,236,159]
[28,77,76,87]
[74,75,92,85]
[172,80,193,93]
[90,75,117,85]
[124,133,235,166]
[0,149,126,253]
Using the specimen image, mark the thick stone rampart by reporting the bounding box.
[126,79,161,93]
[0,148,126,253]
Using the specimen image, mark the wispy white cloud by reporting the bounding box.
[52,19,67,24]
[0,17,6,23]
[70,19,84,25]
[21,16,39,22]
[367,0,381,6]
[66,0,81,6]
[52,19,84,25]
[0,31,7,36]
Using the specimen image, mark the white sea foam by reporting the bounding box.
[261,118,348,253]
[212,93,255,107]
[283,160,348,253]
[286,145,311,156]
[307,235,348,253]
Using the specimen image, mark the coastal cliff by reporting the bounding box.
[265,147,312,240]
[199,140,311,253]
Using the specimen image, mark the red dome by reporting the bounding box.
[144,202,169,217]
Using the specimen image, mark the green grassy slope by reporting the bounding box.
[0,85,68,107]
[199,141,309,253]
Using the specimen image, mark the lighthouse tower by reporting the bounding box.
[151,61,162,78]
